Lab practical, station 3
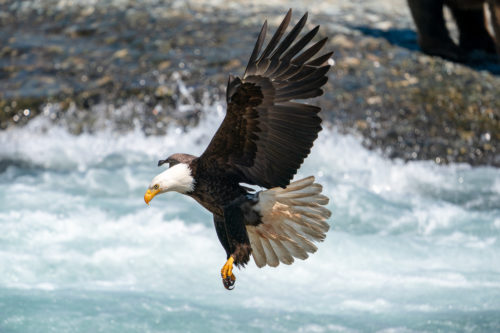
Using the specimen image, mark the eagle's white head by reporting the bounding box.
[144,163,195,205]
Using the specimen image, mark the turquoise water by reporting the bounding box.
[1,107,500,332]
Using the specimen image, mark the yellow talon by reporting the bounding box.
[221,256,234,278]
[221,256,236,290]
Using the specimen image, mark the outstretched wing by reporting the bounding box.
[199,9,332,188]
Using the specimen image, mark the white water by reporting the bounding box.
[1,108,500,332]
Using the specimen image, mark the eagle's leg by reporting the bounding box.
[213,215,236,289]
[216,196,254,290]
[220,255,236,290]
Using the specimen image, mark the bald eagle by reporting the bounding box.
[144,9,332,290]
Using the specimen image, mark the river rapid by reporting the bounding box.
[1,96,499,332]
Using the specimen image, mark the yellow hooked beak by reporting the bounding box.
[144,188,160,205]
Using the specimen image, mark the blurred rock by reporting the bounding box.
[0,0,499,166]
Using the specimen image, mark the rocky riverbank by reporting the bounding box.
[1,0,499,166]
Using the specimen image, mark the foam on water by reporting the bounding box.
[1,108,500,332]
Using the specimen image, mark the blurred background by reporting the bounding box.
[1,0,499,332]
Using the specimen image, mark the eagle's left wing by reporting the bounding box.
[199,10,332,189]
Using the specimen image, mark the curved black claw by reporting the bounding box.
[222,276,235,290]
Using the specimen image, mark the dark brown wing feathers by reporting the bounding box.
[281,25,319,61]
[267,12,308,64]
[200,9,331,188]
[255,9,292,66]
[244,21,267,77]
[307,52,334,66]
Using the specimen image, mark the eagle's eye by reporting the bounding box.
[153,184,159,190]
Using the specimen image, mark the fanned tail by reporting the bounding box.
[247,176,331,268]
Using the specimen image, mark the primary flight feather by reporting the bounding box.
[145,9,333,290]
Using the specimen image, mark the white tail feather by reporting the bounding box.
[281,223,318,253]
[261,238,280,267]
[247,228,266,267]
[247,176,331,268]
